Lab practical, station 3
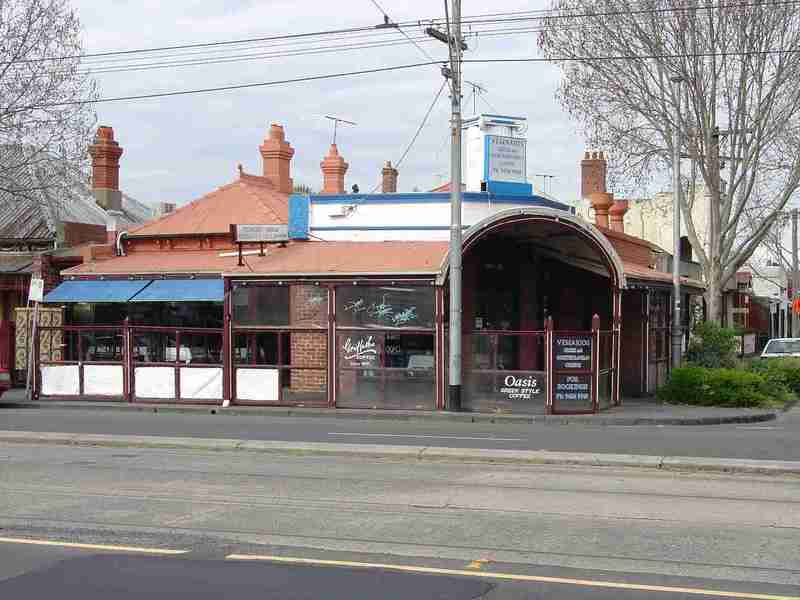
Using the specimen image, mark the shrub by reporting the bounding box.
[658,366,784,408]
[685,322,739,368]
[749,358,800,395]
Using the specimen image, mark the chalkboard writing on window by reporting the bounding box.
[336,286,434,329]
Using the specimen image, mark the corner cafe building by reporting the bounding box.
[34,121,703,414]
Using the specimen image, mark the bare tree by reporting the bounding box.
[539,0,800,322]
[0,0,97,201]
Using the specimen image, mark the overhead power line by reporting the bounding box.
[13,46,799,111]
[15,61,439,109]
[6,0,793,68]
[369,78,448,192]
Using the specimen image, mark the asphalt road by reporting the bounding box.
[0,442,798,598]
[1,546,797,599]
[1,405,799,459]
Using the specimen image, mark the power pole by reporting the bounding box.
[793,208,798,336]
[448,0,463,411]
[427,0,465,410]
[670,76,683,368]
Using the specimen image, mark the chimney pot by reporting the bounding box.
[589,192,614,229]
[381,160,398,193]
[259,123,295,193]
[320,143,349,194]
[609,199,629,233]
[88,125,124,212]
[580,149,607,199]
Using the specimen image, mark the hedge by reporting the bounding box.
[748,357,800,396]
[657,366,785,408]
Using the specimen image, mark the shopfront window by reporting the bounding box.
[232,284,327,328]
[231,284,329,405]
[336,286,434,329]
[335,285,435,410]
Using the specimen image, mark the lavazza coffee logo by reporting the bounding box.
[499,374,542,401]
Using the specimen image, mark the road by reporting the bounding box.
[0,442,798,598]
[1,405,799,459]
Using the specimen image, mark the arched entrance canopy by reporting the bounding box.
[436,207,626,289]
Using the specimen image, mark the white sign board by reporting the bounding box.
[28,278,44,303]
[233,224,289,243]
[486,135,526,183]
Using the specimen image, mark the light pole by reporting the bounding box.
[670,75,684,368]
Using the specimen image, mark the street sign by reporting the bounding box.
[28,278,44,303]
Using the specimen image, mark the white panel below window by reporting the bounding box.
[236,368,279,401]
[180,367,223,400]
[40,365,80,396]
[84,365,124,396]
[135,366,175,399]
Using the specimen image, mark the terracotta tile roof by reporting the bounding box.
[129,173,288,237]
[63,241,449,277]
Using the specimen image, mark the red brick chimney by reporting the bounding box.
[88,126,123,211]
[609,199,628,233]
[381,161,398,193]
[320,144,348,194]
[259,123,295,193]
[581,150,607,199]
[589,192,614,229]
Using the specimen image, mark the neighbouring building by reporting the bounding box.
[0,129,154,390]
[34,116,703,413]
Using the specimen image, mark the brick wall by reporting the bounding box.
[289,285,328,393]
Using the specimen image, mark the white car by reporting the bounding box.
[760,338,800,358]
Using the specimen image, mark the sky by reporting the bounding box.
[71,0,587,208]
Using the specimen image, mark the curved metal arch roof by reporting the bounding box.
[436,206,626,289]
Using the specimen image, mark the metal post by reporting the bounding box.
[793,208,798,336]
[447,0,463,411]
[670,76,683,368]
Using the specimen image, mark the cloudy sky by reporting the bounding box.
[71,0,586,207]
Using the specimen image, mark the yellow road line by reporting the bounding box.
[225,553,799,600]
[0,536,188,555]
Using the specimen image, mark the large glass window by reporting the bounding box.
[336,286,434,329]
[232,284,327,328]
[336,332,434,410]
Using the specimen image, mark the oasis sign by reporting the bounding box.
[498,372,545,402]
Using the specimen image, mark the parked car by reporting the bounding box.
[760,338,800,358]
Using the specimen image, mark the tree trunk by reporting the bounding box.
[704,270,724,325]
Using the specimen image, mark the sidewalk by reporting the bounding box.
[0,388,781,426]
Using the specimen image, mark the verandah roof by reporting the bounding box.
[44,278,224,303]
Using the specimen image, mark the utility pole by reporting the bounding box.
[670,76,683,368]
[793,208,798,336]
[448,0,463,411]
[427,0,465,410]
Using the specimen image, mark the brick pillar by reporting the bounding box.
[381,161,398,193]
[88,126,123,211]
[320,144,348,194]
[289,286,327,394]
[259,123,295,193]
[589,192,614,229]
[580,151,606,199]
[609,199,629,233]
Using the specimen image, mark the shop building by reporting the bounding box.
[34,119,703,413]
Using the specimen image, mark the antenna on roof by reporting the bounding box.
[324,115,357,145]
[464,81,487,116]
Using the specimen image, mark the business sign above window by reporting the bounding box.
[231,224,289,243]
[486,135,526,184]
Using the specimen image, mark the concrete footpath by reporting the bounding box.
[0,390,783,426]
[1,429,798,475]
